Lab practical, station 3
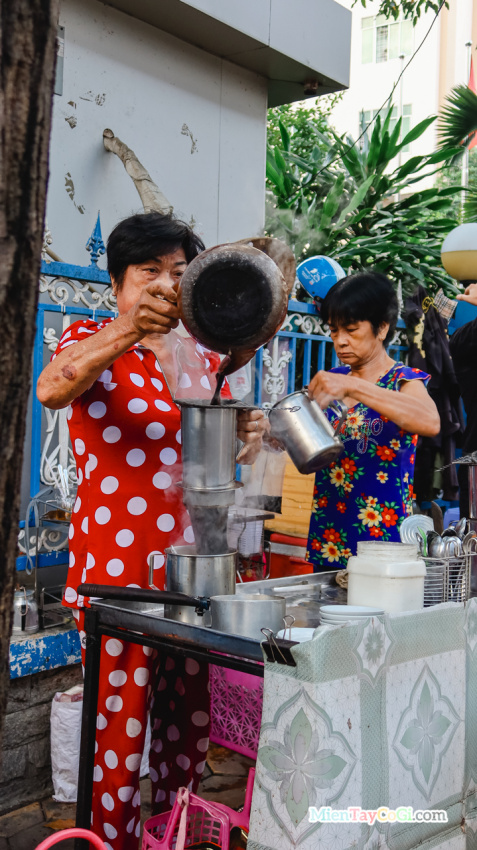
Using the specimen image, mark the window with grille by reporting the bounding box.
[362,14,413,64]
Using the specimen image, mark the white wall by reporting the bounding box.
[330,0,441,178]
[47,0,268,265]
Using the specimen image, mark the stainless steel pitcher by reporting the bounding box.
[268,390,347,475]
[12,588,39,634]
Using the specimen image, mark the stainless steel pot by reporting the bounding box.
[12,588,39,634]
[268,390,347,474]
[179,402,237,490]
[149,545,237,626]
[210,593,286,640]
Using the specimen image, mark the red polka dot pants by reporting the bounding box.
[76,611,210,850]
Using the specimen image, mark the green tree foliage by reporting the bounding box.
[358,0,447,24]
[266,106,462,298]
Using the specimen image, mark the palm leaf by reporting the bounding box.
[439,85,477,149]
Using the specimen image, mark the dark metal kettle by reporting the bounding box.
[178,243,289,374]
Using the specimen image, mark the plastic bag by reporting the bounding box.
[50,685,83,802]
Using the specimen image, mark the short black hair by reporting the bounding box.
[107,211,205,288]
[321,271,399,345]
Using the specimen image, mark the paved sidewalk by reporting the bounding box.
[0,745,255,850]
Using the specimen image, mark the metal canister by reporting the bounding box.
[12,588,40,634]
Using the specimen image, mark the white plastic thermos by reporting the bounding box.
[347,542,426,613]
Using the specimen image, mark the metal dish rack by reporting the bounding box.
[424,553,475,606]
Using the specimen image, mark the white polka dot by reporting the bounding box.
[186,659,200,676]
[175,677,185,696]
[128,398,148,414]
[176,754,191,770]
[126,718,142,737]
[98,369,112,383]
[68,524,74,540]
[96,713,108,730]
[196,737,209,752]
[178,373,192,388]
[69,551,75,568]
[127,497,147,515]
[126,448,146,467]
[116,529,134,548]
[151,739,163,753]
[105,639,123,657]
[105,695,123,712]
[135,822,141,838]
[167,725,180,741]
[67,405,73,421]
[146,422,165,440]
[88,401,107,419]
[129,373,144,387]
[143,646,153,656]
[103,383,117,392]
[95,506,111,525]
[153,471,172,490]
[155,360,163,372]
[101,476,119,494]
[75,439,86,456]
[81,517,88,534]
[200,375,211,390]
[94,740,98,752]
[183,525,195,544]
[78,326,95,334]
[103,824,117,840]
[160,763,169,778]
[104,750,119,768]
[85,454,98,478]
[132,790,141,808]
[134,349,144,360]
[176,429,182,444]
[125,753,142,772]
[108,670,127,687]
[155,399,171,412]
[195,759,207,774]
[151,377,163,392]
[160,447,177,466]
[157,677,167,692]
[64,587,77,603]
[149,767,159,783]
[86,552,95,569]
[93,765,103,782]
[126,818,135,835]
[104,750,118,769]
[155,789,166,803]
[118,786,134,802]
[106,558,125,577]
[102,793,114,812]
[165,658,175,671]
[133,668,149,686]
[191,711,209,727]
[81,569,87,584]
[77,468,83,485]
[103,426,121,444]
[157,514,175,533]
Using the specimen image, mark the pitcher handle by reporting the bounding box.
[328,400,348,433]
[148,551,164,590]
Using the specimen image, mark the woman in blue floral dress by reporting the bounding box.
[306,272,441,572]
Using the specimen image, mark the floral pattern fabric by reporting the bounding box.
[306,363,430,571]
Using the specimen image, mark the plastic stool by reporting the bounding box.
[443,507,460,528]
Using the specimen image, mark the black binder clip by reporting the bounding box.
[261,628,298,667]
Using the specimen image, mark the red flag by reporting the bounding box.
[468,57,477,148]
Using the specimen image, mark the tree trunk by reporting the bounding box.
[0,0,59,751]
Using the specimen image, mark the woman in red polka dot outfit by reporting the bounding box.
[37,213,266,849]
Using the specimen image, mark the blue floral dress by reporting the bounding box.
[306,363,430,572]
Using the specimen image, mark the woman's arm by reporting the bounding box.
[37,281,180,410]
[308,370,441,437]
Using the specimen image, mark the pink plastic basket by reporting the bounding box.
[209,665,263,759]
[142,769,255,850]
[35,829,107,850]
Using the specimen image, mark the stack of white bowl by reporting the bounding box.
[319,604,384,625]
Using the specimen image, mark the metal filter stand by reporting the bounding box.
[74,598,297,848]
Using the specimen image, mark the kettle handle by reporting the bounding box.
[328,400,348,434]
[148,551,164,590]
